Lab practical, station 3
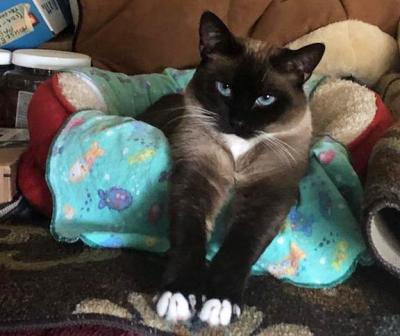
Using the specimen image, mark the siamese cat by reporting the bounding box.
[137,11,324,327]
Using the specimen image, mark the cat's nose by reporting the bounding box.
[230,118,244,128]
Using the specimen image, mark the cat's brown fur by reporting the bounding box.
[137,11,324,326]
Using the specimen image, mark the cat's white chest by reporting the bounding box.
[222,133,254,161]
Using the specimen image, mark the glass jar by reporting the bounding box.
[0,49,12,76]
[0,49,12,128]
[2,49,91,128]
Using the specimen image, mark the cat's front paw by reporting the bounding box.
[199,298,241,326]
[154,291,196,323]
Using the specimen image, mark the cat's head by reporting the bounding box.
[188,11,325,139]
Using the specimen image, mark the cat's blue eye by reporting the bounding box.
[216,81,232,97]
[255,95,276,107]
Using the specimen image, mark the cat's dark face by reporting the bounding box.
[189,12,325,139]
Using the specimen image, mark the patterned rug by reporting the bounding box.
[1,214,400,336]
[1,326,139,336]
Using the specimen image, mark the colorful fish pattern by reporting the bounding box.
[128,148,155,165]
[69,142,104,183]
[332,240,348,271]
[268,242,306,278]
[288,208,314,237]
[65,117,84,133]
[98,187,133,211]
[63,204,75,220]
[318,149,336,165]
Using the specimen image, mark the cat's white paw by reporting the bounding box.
[198,298,241,326]
[155,291,195,323]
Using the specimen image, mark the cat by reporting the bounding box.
[137,11,324,327]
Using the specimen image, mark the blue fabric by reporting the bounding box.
[46,108,368,288]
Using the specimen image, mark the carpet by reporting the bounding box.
[1,326,139,336]
[1,214,400,336]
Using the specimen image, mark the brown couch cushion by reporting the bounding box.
[74,0,400,74]
[74,0,234,73]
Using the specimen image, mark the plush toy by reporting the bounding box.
[287,20,396,179]
[375,22,400,117]
[287,20,399,86]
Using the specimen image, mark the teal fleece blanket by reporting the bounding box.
[46,68,369,288]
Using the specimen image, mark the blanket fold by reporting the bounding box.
[46,109,369,288]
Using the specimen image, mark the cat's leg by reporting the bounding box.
[199,178,297,326]
[156,160,232,323]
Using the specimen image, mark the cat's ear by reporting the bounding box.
[271,43,325,82]
[199,11,240,58]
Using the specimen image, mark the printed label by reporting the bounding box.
[15,91,33,128]
[0,4,34,47]
[33,0,66,34]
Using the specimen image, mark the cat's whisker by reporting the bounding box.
[143,105,217,118]
[139,104,218,131]
[257,131,299,155]
[259,137,292,167]
[185,105,218,117]
[268,137,297,166]
[145,106,188,113]
[270,136,300,156]
[188,106,213,112]
[258,133,297,167]
[162,113,216,128]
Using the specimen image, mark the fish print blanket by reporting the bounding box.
[45,68,369,287]
[46,109,369,288]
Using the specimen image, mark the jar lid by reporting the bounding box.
[12,49,91,70]
[0,49,12,65]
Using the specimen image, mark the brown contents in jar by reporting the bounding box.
[1,66,54,128]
